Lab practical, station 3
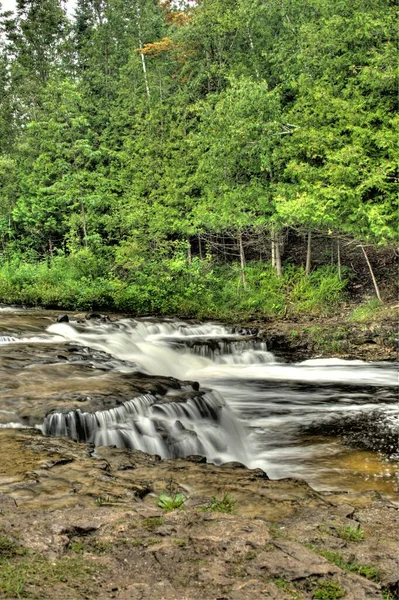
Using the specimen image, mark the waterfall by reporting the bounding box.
[1,314,397,482]
[42,390,249,464]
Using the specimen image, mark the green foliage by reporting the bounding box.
[201,493,236,514]
[348,299,384,323]
[0,254,348,318]
[68,541,85,554]
[270,577,301,599]
[156,491,186,512]
[95,495,116,506]
[0,556,95,599]
[0,0,396,312]
[382,591,396,600]
[0,536,27,560]
[308,546,380,581]
[313,580,345,600]
[142,517,164,532]
[337,526,364,543]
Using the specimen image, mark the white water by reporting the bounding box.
[46,320,398,387]
[2,317,398,485]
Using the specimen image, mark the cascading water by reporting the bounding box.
[43,389,248,464]
[41,320,257,464]
[1,311,398,492]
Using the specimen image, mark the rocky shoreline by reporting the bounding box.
[0,308,397,599]
[233,311,398,363]
[0,429,398,600]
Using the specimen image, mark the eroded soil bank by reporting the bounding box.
[0,429,398,600]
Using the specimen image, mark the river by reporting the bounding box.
[1,307,398,497]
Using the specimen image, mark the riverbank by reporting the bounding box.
[240,301,398,363]
[0,308,397,599]
[0,429,398,600]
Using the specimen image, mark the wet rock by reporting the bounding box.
[185,455,207,463]
[86,312,107,320]
[301,409,399,457]
[56,314,69,323]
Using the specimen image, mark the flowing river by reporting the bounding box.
[1,307,398,497]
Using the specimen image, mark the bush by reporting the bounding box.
[0,251,347,317]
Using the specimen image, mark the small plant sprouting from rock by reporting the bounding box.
[156,491,186,511]
[0,536,27,559]
[172,538,187,547]
[95,495,115,506]
[306,545,380,581]
[142,517,164,531]
[313,579,345,600]
[270,577,301,599]
[69,541,85,554]
[202,493,236,514]
[337,525,364,542]
[382,591,396,600]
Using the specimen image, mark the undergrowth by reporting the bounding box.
[0,251,347,318]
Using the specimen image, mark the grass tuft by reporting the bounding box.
[337,525,364,542]
[201,493,236,514]
[306,545,380,581]
[313,579,345,599]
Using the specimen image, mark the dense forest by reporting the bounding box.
[0,0,397,317]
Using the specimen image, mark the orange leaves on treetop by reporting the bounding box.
[159,1,191,27]
[136,37,176,56]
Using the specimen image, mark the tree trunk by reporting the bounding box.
[271,225,282,277]
[361,245,383,302]
[337,238,341,281]
[271,225,276,269]
[81,200,88,248]
[305,230,312,275]
[247,23,259,79]
[275,232,283,278]
[136,5,150,100]
[187,237,192,264]
[198,234,203,259]
[238,231,247,289]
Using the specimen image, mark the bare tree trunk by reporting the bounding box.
[275,232,283,278]
[361,245,383,302]
[136,4,150,100]
[198,234,203,259]
[305,230,312,275]
[47,238,53,269]
[187,237,192,264]
[247,23,259,79]
[238,231,247,289]
[81,201,88,248]
[337,238,341,281]
[271,225,276,269]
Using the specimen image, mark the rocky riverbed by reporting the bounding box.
[0,429,398,600]
[0,307,398,599]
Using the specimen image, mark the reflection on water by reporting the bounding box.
[0,308,398,496]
